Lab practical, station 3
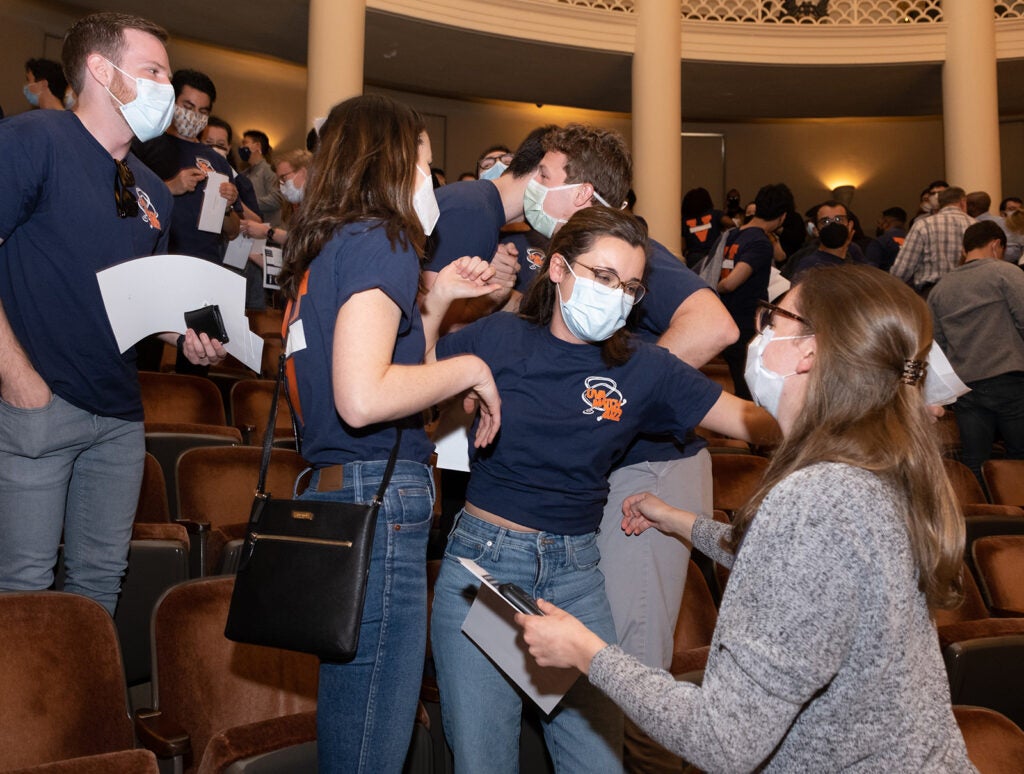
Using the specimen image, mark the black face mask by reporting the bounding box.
[238,146,252,162]
[819,222,849,249]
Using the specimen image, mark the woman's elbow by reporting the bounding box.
[333,389,378,428]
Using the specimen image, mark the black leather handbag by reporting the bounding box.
[225,354,401,661]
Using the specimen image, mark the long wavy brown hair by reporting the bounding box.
[518,206,648,368]
[729,265,964,609]
[279,94,426,299]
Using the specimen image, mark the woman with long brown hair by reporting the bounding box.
[518,264,975,772]
[278,93,501,773]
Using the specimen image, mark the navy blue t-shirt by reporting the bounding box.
[864,227,906,272]
[435,313,722,534]
[287,222,433,467]
[719,227,773,332]
[134,134,241,262]
[0,110,172,420]
[616,239,709,468]
[425,179,505,274]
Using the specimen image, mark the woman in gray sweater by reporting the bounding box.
[517,265,976,772]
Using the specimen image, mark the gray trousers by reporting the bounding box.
[597,451,712,773]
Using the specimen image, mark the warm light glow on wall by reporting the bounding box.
[823,175,862,192]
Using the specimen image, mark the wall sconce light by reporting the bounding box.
[831,185,856,208]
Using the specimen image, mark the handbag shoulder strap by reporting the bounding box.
[257,353,403,500]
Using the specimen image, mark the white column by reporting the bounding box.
[307,0,365,130]
[631,0,682,254]
[942,0,1001,202]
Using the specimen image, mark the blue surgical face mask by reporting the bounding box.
[557,258,629,343]
[104,59,175,142]
[413,166,439,235]
[23,84,40,107]
[524,178,614,238]
[478,160,507,181]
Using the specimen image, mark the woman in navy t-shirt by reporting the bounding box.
[429,206,775,772]
[278,94,502,774]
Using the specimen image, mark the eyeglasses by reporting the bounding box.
[572,260,646,304]
[277,169,299,185]
[755,300,812,334]
[114,159,139,219]
[816,214,847,228]
[478,153,514,171]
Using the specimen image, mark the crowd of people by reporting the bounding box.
[3,9,1022,774]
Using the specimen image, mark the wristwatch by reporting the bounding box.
[267,227,276,243]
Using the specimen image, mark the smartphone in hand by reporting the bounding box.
[498,582,544,616]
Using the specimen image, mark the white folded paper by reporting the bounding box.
[96,253,264,372]
[458,558,579,715]
[924,341,970,406]
[222,234,253,270]
[198,171,229,233]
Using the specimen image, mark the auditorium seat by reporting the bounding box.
[972,535,1024,616]
[0,592,137,770]
[982,460,1024,508]
[230,379,296,446]
[134,577,318,774]
[953,705,1024,774]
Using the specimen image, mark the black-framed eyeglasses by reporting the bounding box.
[755,300,812,334]
[573,260,647,305]
[478,153,514,171]
[816,214,847,228]
[114,159,138,219]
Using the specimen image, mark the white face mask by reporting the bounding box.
[280,177,304,204]
[557,259,629,343]
[413,166,439,235]
[104,59,175,142]
[743,327,813,418]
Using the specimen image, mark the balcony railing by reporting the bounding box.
[552,1,1024,24]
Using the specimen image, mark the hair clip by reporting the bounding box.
[901,359,926,386]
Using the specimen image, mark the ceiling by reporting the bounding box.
[51,0,1024,121]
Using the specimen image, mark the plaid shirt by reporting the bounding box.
[890,205,975,291]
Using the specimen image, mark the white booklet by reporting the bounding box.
[458,558,580,715]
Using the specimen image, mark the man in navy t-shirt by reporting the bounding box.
[717,183,793,400]
[0,12,224,615]
[133,68,242,263]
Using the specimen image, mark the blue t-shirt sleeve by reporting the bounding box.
[643,346,723,439]
[331,226,421,329]
[0,120,46,242]
[635,245,708,339]
[435,314,498,360]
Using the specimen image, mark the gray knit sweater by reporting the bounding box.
[590,462,975,773]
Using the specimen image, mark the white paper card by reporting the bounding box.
[924,341,970,406]
[263,246,284,290]
[285,319,306,356]
[223,235,253,270]
[96,253,264,372]
[432,403,474,472]
[197,171,229,233]
[458,558,579,715]
[767,265,791,302]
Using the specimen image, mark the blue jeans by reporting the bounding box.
[301,460,434,774]
[431,510,623,773]
[0,394,144,615]
[956,372,1024,480]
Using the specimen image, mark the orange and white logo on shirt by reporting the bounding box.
[581,376,626,423]
[135,187,161,230]
[195,157,215,175]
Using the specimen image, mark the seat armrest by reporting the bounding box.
[176,518,210,533]
[135,707,191,758]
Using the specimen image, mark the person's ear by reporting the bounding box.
[548,253,568,283]
[796,340,816,374]
[574,183,594,208]
[85,53,113,89]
